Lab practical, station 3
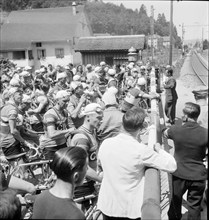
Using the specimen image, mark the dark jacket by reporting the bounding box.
[167,121,208,180]
[164,77,178,102]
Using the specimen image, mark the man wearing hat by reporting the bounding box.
[192,85,208,129]
[97,87,123,145]
[106,69,117,89]
[40,90,75,160]
[70,103,103,203]
[67,82,87,128]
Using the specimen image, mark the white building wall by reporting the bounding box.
[32,41,74,70]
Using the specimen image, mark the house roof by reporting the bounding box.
[75,35,145,52]
[0,6,91,51]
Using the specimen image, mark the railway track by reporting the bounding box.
[191,50,208,86]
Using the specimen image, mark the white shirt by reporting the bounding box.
[97,132,176,218]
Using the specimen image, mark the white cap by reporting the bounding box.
[86,64,92,69]
[40,67,45,73]
[140,65,146,70]
[128,63,134,69]
[20,71,30,77]
[56,72,67,80]
[132,68,138,72]
[9,78,21,87]
[22,94,31,103]
[108,69,116,76]
[24,66,32,70]
[81,103,103,116]
[73,75,81,81]
[35,70,40,74]
[94,66,101,73]
[100,61,106,66]
[70,81,82,91]
[137,77,146,86]
[65,66,70,70]
[55,90,70,100]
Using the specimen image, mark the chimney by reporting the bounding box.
[72,2,77,16]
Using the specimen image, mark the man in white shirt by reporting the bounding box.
[97,106,177,220]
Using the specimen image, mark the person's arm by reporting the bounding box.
[86,166,102,183]
[141,143,177,173]
[8,110,27,145]
[9,176,36,193]
[45,114,74,139]
[27,96,48,115]
[67,95,86,118]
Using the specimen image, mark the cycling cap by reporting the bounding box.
[56,72,67,81]
[73,75,81,81]
[20,71,30,77]
[55,90,70,100]
[108,69,116,76]
[137,77,146,86]
[100,61,106,66]
[24,66,32,70]
[82,103,103,116]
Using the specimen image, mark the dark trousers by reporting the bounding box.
[165,99,177,123]
[102,213,141,220]
[168,175,206,220]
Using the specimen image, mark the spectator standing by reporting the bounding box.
[163,68,178,124]
[32,147,88,219]
[97,107,176,220]
[162,102,208,220]
[192,85,208,129]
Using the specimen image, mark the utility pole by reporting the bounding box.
[169,0,173,66]
[150,5,154,64]
[182,23,185,56]
[202,27,204,52]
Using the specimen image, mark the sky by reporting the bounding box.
[103,0,209,41]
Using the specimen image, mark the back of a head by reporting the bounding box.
[0,189,21,220]
[50,147,88,183]
[183,102,200,120]
[122,107,146,132]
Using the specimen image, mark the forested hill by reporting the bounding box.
[1,0,181,48]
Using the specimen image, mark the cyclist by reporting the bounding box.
[121,77,160,113]
[0,87,32,164]
[32,147,88,219]
[40,90,75,160]
[70,103,103,201]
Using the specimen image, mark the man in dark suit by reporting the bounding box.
[163,102,208,220]
[163,68,178,124]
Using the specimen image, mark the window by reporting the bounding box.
[55,48,64,58]
[28,50,34,60]
[0,52,8,59]
[36,42,42,47]
[13,51,26,60]
[37,49,46,60]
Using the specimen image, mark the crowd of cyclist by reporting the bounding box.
[0,60,185,219]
